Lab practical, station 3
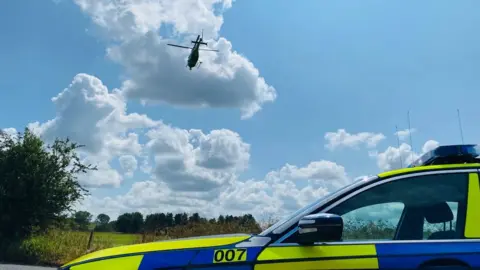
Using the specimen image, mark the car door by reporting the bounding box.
[254,169,480,270]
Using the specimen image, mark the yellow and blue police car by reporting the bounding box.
[60,144,480,269]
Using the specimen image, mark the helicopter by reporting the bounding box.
[167,30,219,70]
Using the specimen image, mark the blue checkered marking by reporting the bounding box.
[138,250,197,270]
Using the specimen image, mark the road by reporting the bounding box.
[0,265,56,270]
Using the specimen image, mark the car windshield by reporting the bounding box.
[259,175,378,236]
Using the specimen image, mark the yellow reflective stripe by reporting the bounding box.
[255,258,378,270]
[63,235,250,268]
[378,163,480,178]
[465,173,480,238]
[257,244,377,261]
[70,255,143,270]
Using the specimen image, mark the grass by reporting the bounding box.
[92,232,142,245]
[2,222,262,267]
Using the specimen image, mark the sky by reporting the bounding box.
[1,0,480,221]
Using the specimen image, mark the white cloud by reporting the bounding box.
[25,73,257,192]
[80,159,124,187]
[119,155,138,177]
[1,128,18,141]
[74,0,232,41]
[422,140,440,153]
[146,124,250,192]
[394,128,416,141]
[28,73,157,156]
[74,0,276,119]
[325,129,386,150]
[372,140,440,171]
[77,159,351,220]
[27,74,158,188]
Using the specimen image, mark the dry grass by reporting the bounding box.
[4,221,263,267]
[3,230,116,266]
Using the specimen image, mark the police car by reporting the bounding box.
[60,144,480,270]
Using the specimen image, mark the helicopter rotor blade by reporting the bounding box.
[167,44,193,50]
[198,48,219,52]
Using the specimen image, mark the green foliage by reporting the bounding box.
[95,214,113,232]
[142,212,261,235]
[116,212,144,233]
[74,211,93,231]
[0,128,95,241]
[96,213,110,225]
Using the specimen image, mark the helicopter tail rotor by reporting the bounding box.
[197,29,207,46]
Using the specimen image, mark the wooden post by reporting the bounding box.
[87,229,94,250]
[142,230,146,243]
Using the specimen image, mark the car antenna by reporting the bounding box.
[407,110,414,162]
[395,125,404,168]
[457,109,465,144]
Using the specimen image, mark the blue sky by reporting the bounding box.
[1,0,480,219]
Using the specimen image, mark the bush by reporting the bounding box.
[0,129,95,242]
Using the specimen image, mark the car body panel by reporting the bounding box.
[466,172,480,238]
[377,163,480,178]
[375,241,480,268]
[254,244,378,270]
[137,250,197,269]
[70,255,143,270]
[61,234,252,269]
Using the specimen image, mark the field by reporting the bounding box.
[3,230,160,267]
[2,221,262,267]
[91,232,143,245]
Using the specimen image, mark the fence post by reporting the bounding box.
[142,230,146,243]
[87,229,94,250]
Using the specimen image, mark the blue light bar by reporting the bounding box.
[407,144,480,168]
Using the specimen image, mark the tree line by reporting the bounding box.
[62,210,260,234]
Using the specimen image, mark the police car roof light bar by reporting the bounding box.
[407,144,480,168]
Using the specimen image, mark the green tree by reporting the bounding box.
[189,213,201,223]
[116,212,144,233]
[131,212,144,233]
[95,213,112,232]
[74,211,93,231]
[0,128,95,241]
[116,213,133,233]
[95,214,110,225]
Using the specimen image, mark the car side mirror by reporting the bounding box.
[297,213,343,245]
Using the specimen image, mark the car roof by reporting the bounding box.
[378,163,480,178]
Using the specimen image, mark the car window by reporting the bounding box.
[260,175,378,236]
[423,201,458,239]
[342,202,405,241]
[328,173,468,242]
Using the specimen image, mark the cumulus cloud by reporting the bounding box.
[74,0,232,41]
[27,74,158,187]
[422,140,440,153]
[74,0,276,119]
[371,140,440,171]
[325,129,386,150]
[119,155,138,177]
[77,159,351,220]
[146,124,250,192]
[25,73,256,191]
[394,128,416,141]
[1,128,18,140]
[28,73,157,156]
